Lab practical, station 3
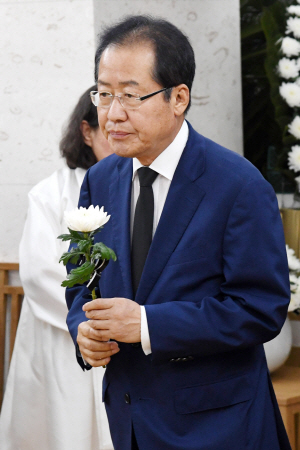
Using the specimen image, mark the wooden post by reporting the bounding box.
[0,263,23,409]
[0,266,8,408]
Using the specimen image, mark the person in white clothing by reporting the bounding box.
[0,86,114,450]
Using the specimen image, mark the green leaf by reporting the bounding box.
[57,233,73,242]
[58,229,91,245]
[59,252,72,265]
[283,134,297,147]
[92,243,110,260]
[61,261,95,288]
[59,248,83,266]
[240,0,249,8]
[241,22,263,40]
[242,48,266,62]
[92,242,117,262]
[68,228,84,238]
[108,248,117,262]
[239,0,297,190]
[67,229,87,243]
[78,239,92,253]
[261,2,289,138]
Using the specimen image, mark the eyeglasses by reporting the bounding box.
[90,87,172,110]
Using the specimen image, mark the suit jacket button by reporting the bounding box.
[124,393,131,404]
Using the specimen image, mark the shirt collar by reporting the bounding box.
[132,120,189,181]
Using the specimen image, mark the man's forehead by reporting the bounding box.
[97,44,155,87]
[99,43,155,69]
[97,79,139,87]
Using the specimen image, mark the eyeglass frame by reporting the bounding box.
[90,87,173,110]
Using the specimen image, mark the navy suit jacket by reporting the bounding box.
[66,123,291,450]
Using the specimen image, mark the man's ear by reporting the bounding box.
[172,84,190,116]
[80,120,93,146]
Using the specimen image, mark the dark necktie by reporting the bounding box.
[131,167,158,297]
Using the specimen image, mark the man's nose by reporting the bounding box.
[107,96,127,121]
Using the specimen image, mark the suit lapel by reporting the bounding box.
[135,125,207,304]
[109,158,133,300]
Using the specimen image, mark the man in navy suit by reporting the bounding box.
[66,16,291,450]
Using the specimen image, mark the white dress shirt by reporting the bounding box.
[131,120,189,355]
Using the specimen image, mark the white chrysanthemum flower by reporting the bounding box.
[281,36,300,56]
[287,5,300,16]
[287,17,300,38]
[278,58,299,79]
[289,293,300,312]
[288,115,300,138]
[279,82,300,107]
[289,266,300,313]
[64,205,110,232]
[290,272,300,286]
[286,245,300,271]
[288,145,300,172]
[289,273,300,311]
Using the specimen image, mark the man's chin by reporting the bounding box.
[112,148,133,158]
[111,144,139,159]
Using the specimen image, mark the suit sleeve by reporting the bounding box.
[145,178,290,363]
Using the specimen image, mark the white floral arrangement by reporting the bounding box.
[278,1,300,181]
[286,245,300,313]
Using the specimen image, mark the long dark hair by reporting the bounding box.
[59,85,99,169]
[94,15,195,113]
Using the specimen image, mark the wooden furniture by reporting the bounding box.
[0,263,24,408]
[272,366,300,450]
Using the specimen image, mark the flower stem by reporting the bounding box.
[91,287,106,368]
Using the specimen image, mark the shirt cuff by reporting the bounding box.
[140,305,152,355]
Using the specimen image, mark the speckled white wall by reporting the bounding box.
[1,0,243,262]
[93,0,243,155]
[1,0,95,262]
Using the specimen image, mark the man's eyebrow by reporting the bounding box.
[119,80,139,87]
[97,79,111,86]
[97,79,139,87]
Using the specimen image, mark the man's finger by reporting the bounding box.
[82,355,112,367]
[80,321,109,338]
[78,340,120,367]
[85,308,111,320]
[83,298,114,311]
[87,326,111,342]
[87,329,112,341]
[82,347,119,361]
[78,335,109,351]
[88,319,111,331]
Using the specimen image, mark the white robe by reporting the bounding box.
[0,167,113,450]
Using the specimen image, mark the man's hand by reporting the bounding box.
[77,321,120,367]
[83,297,141,343]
